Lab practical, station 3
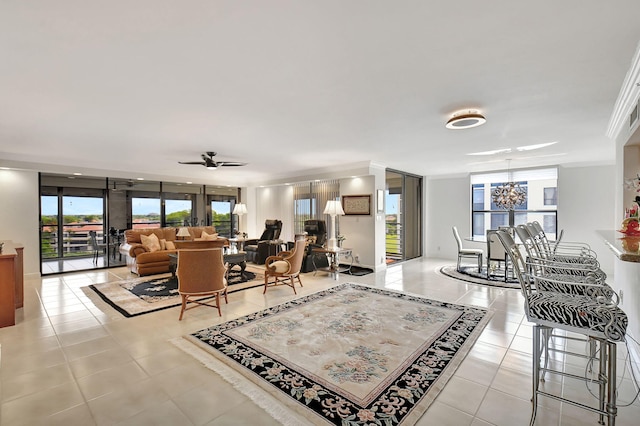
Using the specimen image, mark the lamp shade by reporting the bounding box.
[176,227,191,237]
[323,200,345,216]
[232,203,247,215]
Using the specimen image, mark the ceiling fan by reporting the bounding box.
[178,152,247,170]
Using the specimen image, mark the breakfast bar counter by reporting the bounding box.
[597,230,640,263]
[596,230,640,357]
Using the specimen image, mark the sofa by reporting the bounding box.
[119,226,228,276]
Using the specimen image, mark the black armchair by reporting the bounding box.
[300,219,330,273]
[245,220,283,264]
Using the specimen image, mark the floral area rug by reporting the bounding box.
[86,265,264,318]
[172,283,492,425]
[439,265,520,289]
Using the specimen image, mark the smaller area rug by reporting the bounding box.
[439,265,520,289]
[172,283,491,425]
[341,265,374,276]
[87,266,264,317]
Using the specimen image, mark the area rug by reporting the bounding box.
[438,265,520,289]
[341,264,374,276]
[172,283,492,425]
[86,266,265,318]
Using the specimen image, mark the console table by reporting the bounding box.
[0,240,24,328]
[311,247,353,279]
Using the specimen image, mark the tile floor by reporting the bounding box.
[1,258,639,425]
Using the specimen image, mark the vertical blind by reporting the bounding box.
[293,180,340,234]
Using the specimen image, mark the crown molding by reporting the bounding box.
[607,41,640,140]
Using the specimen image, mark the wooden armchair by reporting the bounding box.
[264,238,306,294]
[176,248,228,319]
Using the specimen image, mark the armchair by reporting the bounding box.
[244,219,283,264]
[300,219,330,273]
[264,238,306,294]
[176,248,228,319]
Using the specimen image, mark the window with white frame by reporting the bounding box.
[471,167,558,239]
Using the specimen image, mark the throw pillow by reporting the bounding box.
[140,233,161,253]
[269,260,290,273]
[159,239,167,250]
[201,230,219,241]
[165,240,176,250]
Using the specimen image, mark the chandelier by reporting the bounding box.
[492,182,527,210]
[491,160,527,210]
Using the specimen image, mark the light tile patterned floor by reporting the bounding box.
[1,258,639,425]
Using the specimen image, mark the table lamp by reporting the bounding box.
[176,227,191,240]
[323,200,345,250]
[232,203,248,237]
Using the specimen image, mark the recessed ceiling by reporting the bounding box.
[1,1,640,185]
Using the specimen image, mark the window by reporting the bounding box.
[471,168,558,239]
[544,187,557,205]
[211,200,232,236]
[165,199,192,227]
[293,180,339,234]
[131,197,161,228]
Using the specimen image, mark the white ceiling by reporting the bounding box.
[2,1,640,186]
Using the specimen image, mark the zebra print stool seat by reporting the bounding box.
[527,292,627,341]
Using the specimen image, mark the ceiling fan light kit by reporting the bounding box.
[446,110,486,130]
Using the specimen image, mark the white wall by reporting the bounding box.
[0,169,40,276]
[425,175,471,260]
[253,186,294,240]
[558,165,616,275]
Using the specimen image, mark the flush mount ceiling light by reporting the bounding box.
[446,110,486,130]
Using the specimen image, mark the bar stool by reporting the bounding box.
[496,230,627,425]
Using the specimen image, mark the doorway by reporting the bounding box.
[385,170,422,263]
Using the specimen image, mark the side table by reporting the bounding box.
[228,238,246,252]
[311,247,353,279]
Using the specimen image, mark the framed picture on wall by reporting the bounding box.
[342,195,371,215]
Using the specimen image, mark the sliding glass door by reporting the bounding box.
[385,170,422,263]
[40,175,113,274]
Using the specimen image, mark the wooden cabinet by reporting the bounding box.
[0,241,24,328]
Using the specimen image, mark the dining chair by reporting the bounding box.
[452,226,483,273]
[88,231,107,265]
[486,230,509,281]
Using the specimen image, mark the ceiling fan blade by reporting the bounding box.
[218,162,247,167]
[178,161,206,165]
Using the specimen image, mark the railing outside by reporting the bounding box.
[41,223,105,259]
[386,220,402,259]
[213,220,232,237]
